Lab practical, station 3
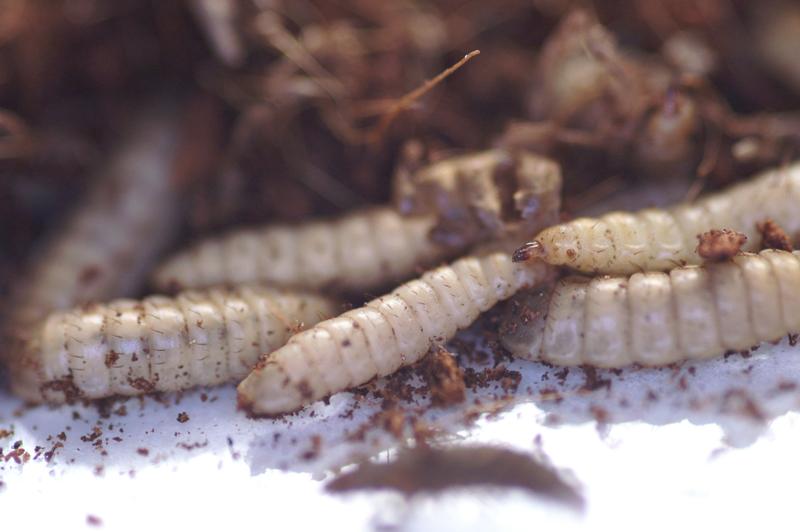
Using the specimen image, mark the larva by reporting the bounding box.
[393,146,562,248]
[237,252,554,416]
[501,250,800,368]
[524,162,800,274]
[9,285,338,404]
[5,106,180,336]
[152,207,451,294]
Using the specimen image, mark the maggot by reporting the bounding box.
[237,251,554,416]
[151,207,451,295]
[393,147,562,248]
[501,249,800,367]
[522,162,800,274]
[9,284,338,404]
[5,105,181,338]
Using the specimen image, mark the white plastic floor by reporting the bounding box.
[3,330,800,532]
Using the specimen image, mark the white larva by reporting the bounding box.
[152,207,451,294]
[5,106,180,337]
[393,148,563,247]
[236,252,555,416]
[501,250,800,367]
[526,162,800,274]
[9,285,338,404]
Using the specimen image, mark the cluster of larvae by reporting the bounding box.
[502,162,800,368]
[6,103,800,418]
[4,140,561,409]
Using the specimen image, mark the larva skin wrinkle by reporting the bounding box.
[152,208,450,295]
[531,162,800,274]
[5,106,181,344]
[9,285,338,404]
[237,252,554,416]
[501,250,800,368]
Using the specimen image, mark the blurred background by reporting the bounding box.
[2,0,799,299]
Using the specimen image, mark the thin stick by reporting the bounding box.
[368,50,481,145]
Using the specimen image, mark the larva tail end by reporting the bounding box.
[512,241,546,263]
[236,362,306,417]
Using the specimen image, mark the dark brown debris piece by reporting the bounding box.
[696,229,747,262]
[757,218,793,252]
[326,445,583,509]
[423,346,466,407]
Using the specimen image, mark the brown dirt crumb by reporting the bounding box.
[757,218,793,252]
[80,426,102,443]
[176,412,189,423]
[424,346,466,407]
[696,229,747,262]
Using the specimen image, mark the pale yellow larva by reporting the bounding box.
[236,252,555,416]
[501,250,800,367]
[9,285,338,404]
[152,207,451,294]
[5,105,180,336]
[526,162,800,274]
[393,147,563,247]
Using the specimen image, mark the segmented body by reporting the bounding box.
[530,162,800,274]
[501,250,800,367]
[152,208,449,294]
[10,285,338,403]
[6,107,180,334]
[237,252,554,416]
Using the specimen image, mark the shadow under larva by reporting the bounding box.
[502,250,800,368]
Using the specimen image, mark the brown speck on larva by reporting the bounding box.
[758,218,793,252]
[696,229,747,262]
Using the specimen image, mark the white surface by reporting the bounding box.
[3,327,800,531]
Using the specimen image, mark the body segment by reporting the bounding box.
[237,252,554,416]
[502,250,800,367]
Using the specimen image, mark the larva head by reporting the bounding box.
[512,241,547,263]
[499,284,554,361]
[525,221,586,267]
